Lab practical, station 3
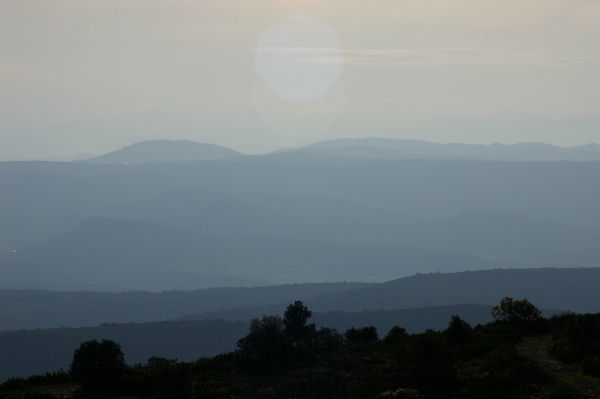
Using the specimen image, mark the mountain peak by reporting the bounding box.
[85,140,241,164]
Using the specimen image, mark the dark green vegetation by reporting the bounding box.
[0,319,248,384]
[70,340,125,394]
[2,299,600,399]
[0,305,494,382]
[492,297,542,323]
[3,268,600,382]
[550,314,600,377]
[2,147,600,290]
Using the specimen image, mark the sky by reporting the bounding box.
[1,0,599,160]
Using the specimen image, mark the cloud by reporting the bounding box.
[251,47,596,68]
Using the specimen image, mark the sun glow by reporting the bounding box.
[254,15,343,102]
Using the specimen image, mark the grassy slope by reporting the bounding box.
[518,335,600,398]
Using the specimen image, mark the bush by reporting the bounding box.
[582,355,600,377]
[550,313,600,374]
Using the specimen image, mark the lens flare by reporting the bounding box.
[254,15,343,102]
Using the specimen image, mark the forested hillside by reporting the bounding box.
[0,304,496,382]
[2,299,599,398]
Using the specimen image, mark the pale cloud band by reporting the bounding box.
[1,0,599,159]
[252,47,596,68]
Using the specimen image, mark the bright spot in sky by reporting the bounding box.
[254,15,343,102]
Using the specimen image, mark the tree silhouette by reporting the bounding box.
[491,297,541,323]
[283,300,315,340]
[236,315,288,370]
[70,339,125,393]
[237,301,321,370]
[446,315,473,345]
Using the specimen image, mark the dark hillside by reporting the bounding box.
[1,268,598,331]
[0,282,369,331]
[305,268,600,313]
[3,300,600,398]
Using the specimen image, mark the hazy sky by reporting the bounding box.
[1,0,599,160]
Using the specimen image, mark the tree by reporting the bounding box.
[344,326,378,347]
[70,339,125,393]
[237,301,320,370]
[283,300,315,340]
[446,315,473,345]
[236,315,288,369]
[491,297,541,323]
[314,327,344,354]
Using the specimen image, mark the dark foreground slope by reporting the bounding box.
[0,319,249,383]
[3,302,600,399]
[0,305,493,382]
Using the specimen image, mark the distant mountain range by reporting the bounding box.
[2,139,600,290]
[301,267,600,314]
[84,140,241,164]
[2,206,599,291]
[2,138,599,382]
[1,217,486,290]
[294,138,600,161]
[84,138,600,164]
[180,268,600,322]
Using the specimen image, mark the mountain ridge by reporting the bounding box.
[1,267,598,332]
[83,138,600,165]
[85,140,241,164]
[298,138,600,161]
[304,267,600,313]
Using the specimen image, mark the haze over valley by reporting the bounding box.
[2,1,600,396]
[2,139,600,291]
